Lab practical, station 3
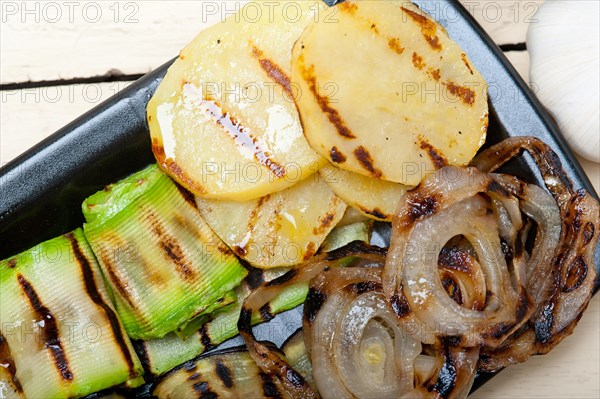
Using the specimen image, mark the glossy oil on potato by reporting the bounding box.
[148,1,326,201]
[320,163,410,222]
[292,0,489,187]
[196,176,347,268]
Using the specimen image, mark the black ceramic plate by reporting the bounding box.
[1,0,598,395]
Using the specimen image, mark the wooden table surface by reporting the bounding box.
[1,1,598,397]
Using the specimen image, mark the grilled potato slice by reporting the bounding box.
[196,176,347,268]
[292,0,488,187]
[320,163,410,221]
[148,1,326,201]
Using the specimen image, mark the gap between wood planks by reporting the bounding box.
[0,43,528,91]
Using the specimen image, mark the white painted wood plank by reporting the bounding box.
[0,82,131,165]
[0,0,248,83]
[1,0,536,83]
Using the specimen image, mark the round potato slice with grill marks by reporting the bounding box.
[148,1,327,201]
[320,163,411,222]
[196,176,347,268]
[292,0,488,187]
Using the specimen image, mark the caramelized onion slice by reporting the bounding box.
[473,137,599,371]
[303,267,479,399]
[385,167,534,347]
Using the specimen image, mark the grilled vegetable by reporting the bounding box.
[152,346,285,399]
[196,175,347,268]
[320,163,410,221]
[281,330,315,389]
[133,224,371,376]
[133,274,308,376]
[292,0,488,186]
[0,230,143,398]
[320,221,372,253]
[83,165,248,340]
[148,0,327,201]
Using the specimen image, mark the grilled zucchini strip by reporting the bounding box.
[134,222,372,376]
[0,230,143,398]
[152,346,281,398]
[83,165,248,340]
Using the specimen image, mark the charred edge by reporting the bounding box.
[303,242,319,261]
[486,180,511,197]
[198,323,215,351]
[419,139,448,169]
[325,241,388,261]
[431,346,457,398]
[362,207,387,220]
[237,307,253,334]
[131,340,153,376]
[304,288,327,323]
[428,68,441,81]
[17,274,73,381]
[441,276,463,306]
[563,255,588,293]
[164,158,207,195]
[242,260,265,290]
[286,367,307,388]
[486,322,513,340]
[175,183,198,209]
[99,250,138,311]
[159,239,197,281]
[6,258,17,269]
[68,234,139,377]
[582,222,595,246]
[248,194,271,232]
[407,195,440,222]
[252,47,293,98]
[500,239,514,266]
[338,1,358,13]
[233,245,248,257]
[344,281,382,296]
[461,53,474,75]
[330,146,347,163]
[442,335,463,347]
[184,360,198,372]
[192,381,212,395]
[187,371,200,381]
[302,65,356,139]
[390,293,411,317]
[259,303,275,322]
[260,372,283,398]
[438,247,472,273]
[354,146,383,178]
[444,82,475,106]
[388,37,405,54]
[313,213,335,235]
[215,360,234,388]
[412,52,426,70]
[266,269,298,287]
[401,6,442,51]
[0,333,23,393]
[534,302,555,343]
[515,292,531,321]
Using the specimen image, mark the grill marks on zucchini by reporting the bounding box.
[17,274,74,381]
[68,233,138,378]
[145,210,197,281]
[152,347,287,398]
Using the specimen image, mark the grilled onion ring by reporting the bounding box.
[303,266,479,399]
[384,166,535,347]
[472,137,599,371]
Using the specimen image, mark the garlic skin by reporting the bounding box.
[528,0,599,163]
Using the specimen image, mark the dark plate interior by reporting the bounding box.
[1,0,598,395]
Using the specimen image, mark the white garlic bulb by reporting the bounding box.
[528,0,599,163]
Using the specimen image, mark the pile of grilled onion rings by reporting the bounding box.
[238,137,599,399]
